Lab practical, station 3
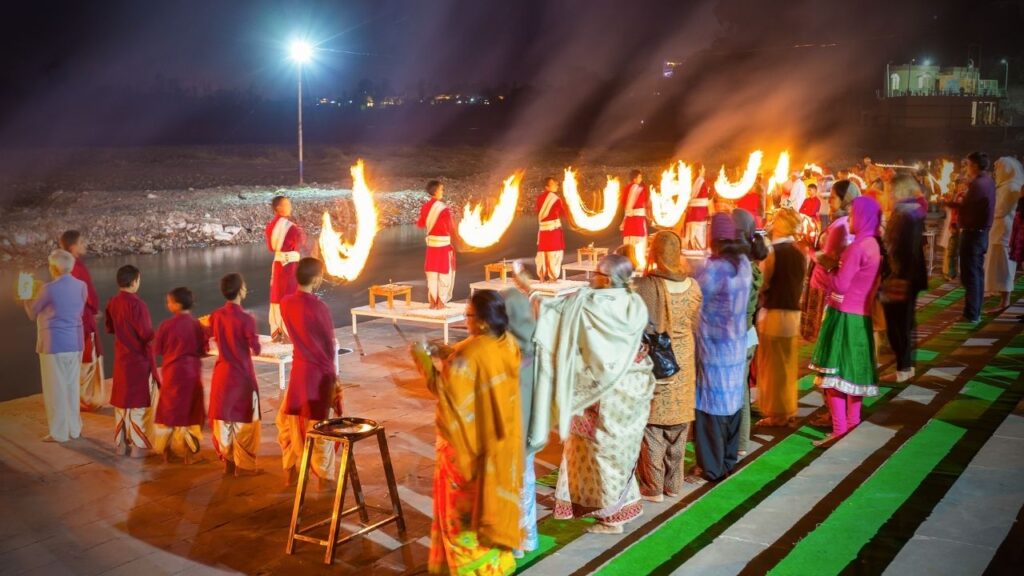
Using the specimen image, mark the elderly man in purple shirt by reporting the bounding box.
[23,249,87,442]
[953,151,997,323]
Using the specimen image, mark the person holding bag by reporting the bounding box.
[634,231,702,501]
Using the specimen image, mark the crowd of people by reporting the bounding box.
[20,150,1024,575]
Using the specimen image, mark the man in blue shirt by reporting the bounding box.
[953,152,997,323]
[23,249,87,442]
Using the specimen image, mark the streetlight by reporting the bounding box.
[1002,58,1010,96]
[289,40,313,185]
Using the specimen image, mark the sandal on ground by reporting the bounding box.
[586,522,624,535]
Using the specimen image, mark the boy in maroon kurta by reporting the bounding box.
[153,287,207,464]
[266,195,306,341]
[60,230,107,411]
[535,176,565,282]
[207,273,262,476]
[105,265,157,457]
[275,258,342,486]
[416,180,456,309]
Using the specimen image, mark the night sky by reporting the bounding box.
[0,0,1020,148]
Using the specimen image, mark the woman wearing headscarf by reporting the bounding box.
[419,290,523,575]
[801,180,860,341]
[881,176,929,383]
[809,196,883,445]
[690,214,752,482]
[987,157,1024,310]
[634,231,702,501]
[732,209,768,455]
[535,254,655,534]
[755,209,808,427]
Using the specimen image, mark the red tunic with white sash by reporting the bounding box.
[536,191,565,251]
[154,313,207,427]
[416,198,455,273]
[281,292,339,420]
[265,216,305,304]
[621,183,649,238]
[105,291,156,409]
[684,178,711,224]
[208,302,261,422]
[72,257,101,362]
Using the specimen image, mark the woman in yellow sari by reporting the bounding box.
[418,290,524,575]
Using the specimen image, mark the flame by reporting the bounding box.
[803,162,824,175]
[561,168,619,231]
[935,160,955,195]
[458,172,522,248]
[319,159,379,281]
[649,161,692,228]
[17,272,34,300]
[766,151,791,200]
[714,150,763,199]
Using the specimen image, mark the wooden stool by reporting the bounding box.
[368,284,412,309]
[577,246,608,264]
[484,261,515,282]
[285,417,406,564]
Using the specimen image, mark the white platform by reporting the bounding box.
[208,334,344,390]
[469,278,588,298]
[350,301,466,344]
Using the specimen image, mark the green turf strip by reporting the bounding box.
[997,346,1024,357]
[594,426,826,576]
[914,349,939,362]
[766,420,967,576]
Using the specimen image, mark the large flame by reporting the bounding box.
[562,168,619,231]
[319,159,379,281]
[766,151,791,202]
[714,150,763,199]
[649,161,693,228]
[458,172,522,248]
[935,160,955,195]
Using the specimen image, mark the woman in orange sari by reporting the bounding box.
[418,290,524,575]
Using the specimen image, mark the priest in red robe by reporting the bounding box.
[207,273,262,476]
[683,164,711,250]
[266,195,306,341]
[620,169,650,268]
[416,180,456,309]
[105,265,157,457]
[153,286,207,464]
[60,230,108,411]
[276,257,342,486]
[535,176,565,282]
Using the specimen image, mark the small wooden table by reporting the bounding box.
[484,261,516,281]
[577,246,608,264]
[369,284,412,309]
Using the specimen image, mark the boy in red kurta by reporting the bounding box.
[207,273,262,475]
[266,195,306,341]
[683,164,711,250]
[620,169,650,268]
[535,176,565,282]
[60,230,107,411]
[416,180,456,309]
[105,265,157,457]
[153,287,207,464]
[799,183,822,219]
[276,257,342,485]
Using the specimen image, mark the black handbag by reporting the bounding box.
[643,323,679,380]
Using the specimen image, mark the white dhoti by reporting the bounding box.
[152,424,202,457]
[114,379,157,450]
[536,250,564,281]
[426,270,455,306]
[276,406,339,481]
[39,351,82,442]
[684,221,708,251]
[79,335,108,411]
[212,392,261,470]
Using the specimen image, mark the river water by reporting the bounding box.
[0,220,621,402]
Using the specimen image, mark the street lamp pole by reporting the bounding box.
[297,63,304,186]
[1003,59,1010,96]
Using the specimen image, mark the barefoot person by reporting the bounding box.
[207,273,262,475]
[416,180,456,309]
[536,176,565,282]
[105,265,157,457]
[23,249,87,443]
[620,169,650,268]
[59,230,106,411]
[266,195,305,341]
[276,257,342,486]
[153,287,207,464]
